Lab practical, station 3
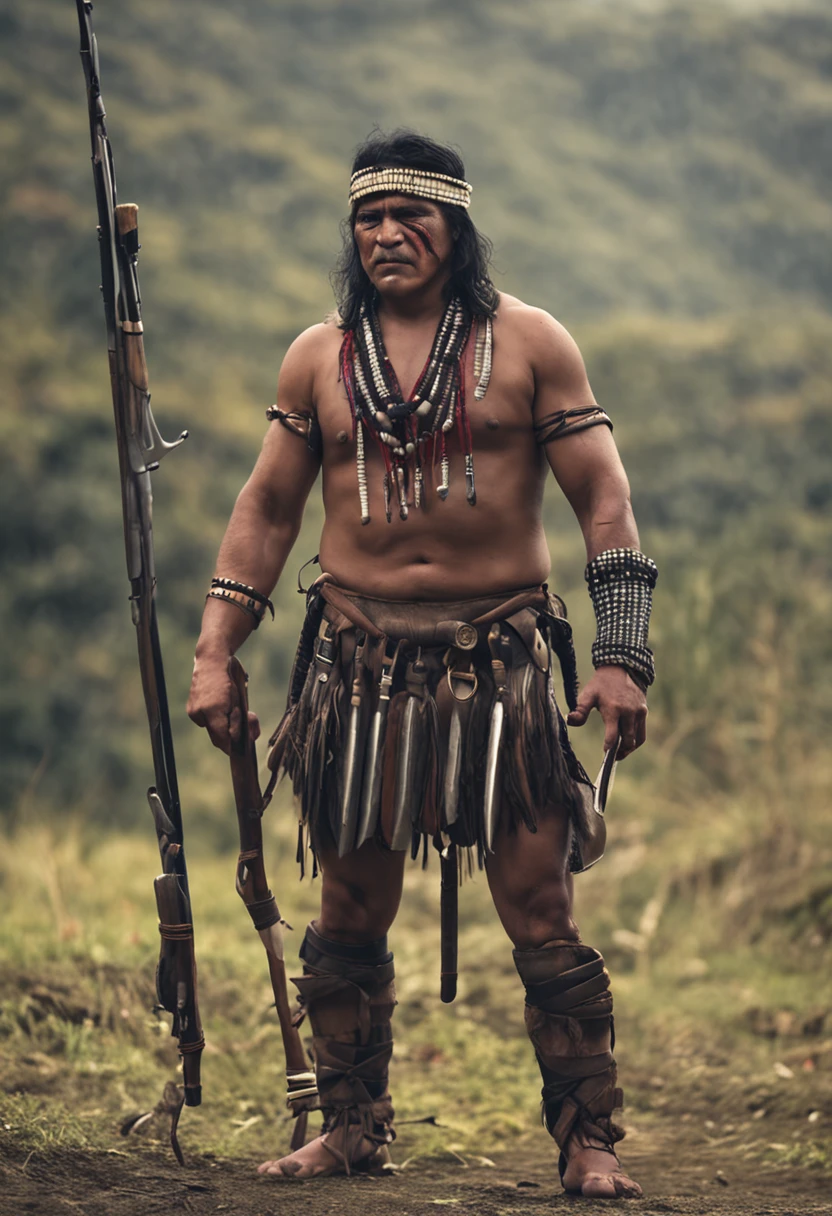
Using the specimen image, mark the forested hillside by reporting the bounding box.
[2,0,832,1184]
[1,0,830,842]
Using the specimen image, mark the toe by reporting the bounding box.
[614,1175,643,1199]
[580,1173,620,1199]
[268,1159,304,1177]
[578,1171,642,1199]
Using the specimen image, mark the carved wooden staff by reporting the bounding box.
[75,0,202,1164]
[227,658,318,1150]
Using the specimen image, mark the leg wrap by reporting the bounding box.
[293,924,396,1152]
[513,941,624,1158]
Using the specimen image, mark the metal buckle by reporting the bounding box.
[447,667,478,702]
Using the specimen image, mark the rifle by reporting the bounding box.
[227,658,318,1151]
[75,1,203,1164]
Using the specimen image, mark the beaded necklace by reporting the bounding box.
[340,297,493,524]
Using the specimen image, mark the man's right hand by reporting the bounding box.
[187,651,261,755]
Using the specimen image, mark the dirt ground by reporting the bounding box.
[3,1125,830,1216]
[3,830,831,1216]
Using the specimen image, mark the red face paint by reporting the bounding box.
[402,219,438,260]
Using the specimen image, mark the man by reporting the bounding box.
[187,131,656,1200]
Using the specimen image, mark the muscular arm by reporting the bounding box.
[548,425,639,561]
[526,310,638,559]
[528,310,647,759]
[187,327,323,751]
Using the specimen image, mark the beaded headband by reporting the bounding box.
[349,166,472,209]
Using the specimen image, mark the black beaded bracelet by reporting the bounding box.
[585,548,658,687]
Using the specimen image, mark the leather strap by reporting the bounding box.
[319,582,385,639]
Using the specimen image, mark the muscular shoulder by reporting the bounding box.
[495,294,585,376]
[494,293,596,415]
[277,318,343,409]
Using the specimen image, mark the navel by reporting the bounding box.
[336,429,349,444]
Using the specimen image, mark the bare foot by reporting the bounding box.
[258,1125,388,1179]
[560,1140,643,1199]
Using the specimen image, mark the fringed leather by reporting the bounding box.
[408,682,441,851]
[268,580,594,871]
[305,666,346,847]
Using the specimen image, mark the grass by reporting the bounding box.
[2,758,831,1172]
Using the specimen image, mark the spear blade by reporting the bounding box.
[390,695,418,851]
[338,633,366,857]
[483,698,504,854]
[356,706,386,849]
[356,641,400,850]
[443,703,463,828]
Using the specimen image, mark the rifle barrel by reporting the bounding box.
[75,0,204,1128]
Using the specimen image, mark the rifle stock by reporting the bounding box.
[75,0,203,1153]
[228,657,318,1151]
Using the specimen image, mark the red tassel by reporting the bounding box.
[340,330,358,440]
[456,365,473,457]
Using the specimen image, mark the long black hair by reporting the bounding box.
[332,129,499,331]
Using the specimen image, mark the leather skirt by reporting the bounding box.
[266,574,594,873]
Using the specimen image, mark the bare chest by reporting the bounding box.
[314,330,536,463]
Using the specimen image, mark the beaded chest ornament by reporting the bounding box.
[340,297,493,524]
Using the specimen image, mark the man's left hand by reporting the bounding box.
[566,666,647,759]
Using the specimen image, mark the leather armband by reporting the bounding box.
[533,405,612,445]
[266,406,323,458]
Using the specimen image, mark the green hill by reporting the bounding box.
[1,0,831,1178]
[5,0,832,351]
[1,0,830,835]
